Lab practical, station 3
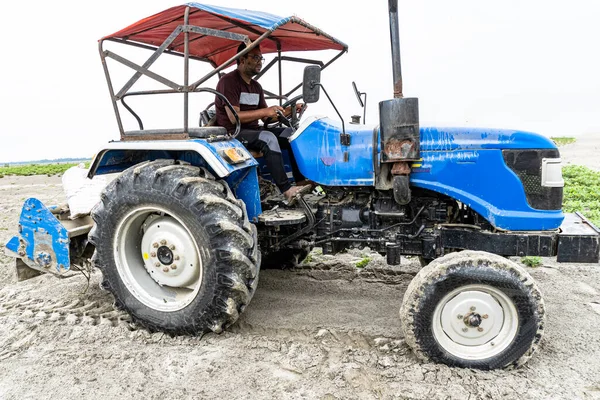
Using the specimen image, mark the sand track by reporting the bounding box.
[0,138,599,399]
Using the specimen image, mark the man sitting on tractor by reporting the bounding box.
[214,43,311,202]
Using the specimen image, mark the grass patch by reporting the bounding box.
[0,162,90,177]
[302,253,313,264]
[521,256,542,268]
[356,256,371,268]
[562,165,600,226]
[551,136,576,146]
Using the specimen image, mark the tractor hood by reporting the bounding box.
[289,117,562,231]
[289,118,558,188]
[420,126,557,151]
[289,117,558,187]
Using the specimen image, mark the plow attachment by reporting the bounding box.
[5,198,94,281]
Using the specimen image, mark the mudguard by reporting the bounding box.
[87,138,262,220]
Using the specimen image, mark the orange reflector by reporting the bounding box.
[221,148,248,164]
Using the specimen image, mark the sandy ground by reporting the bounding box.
[557,132,600,171]
[0,137,599,399]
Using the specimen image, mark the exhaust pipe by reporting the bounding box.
[378,0,420,205]
[388,0,403,98]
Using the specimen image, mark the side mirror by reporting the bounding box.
[352,81,364,107]
[351,81,367,124]
[302,65,321,104]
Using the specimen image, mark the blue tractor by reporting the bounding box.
[5,2,599,370]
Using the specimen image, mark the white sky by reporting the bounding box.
[1,0,599,163]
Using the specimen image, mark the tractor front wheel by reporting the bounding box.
[400,250,545,369]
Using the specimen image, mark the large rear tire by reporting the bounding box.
[89,160,259,334]
[400,250,545,369]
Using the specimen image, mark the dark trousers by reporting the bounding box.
[238,127,305,193]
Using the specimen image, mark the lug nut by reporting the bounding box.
[477,327,484,332]
[163,267,169,273]
[462,327,468,333]
[152,242,159,248]
[155,262,161,267]
[470,306,476,311]
[174,255,180,261]
[160,239,167,245]
[457,314,463,319]
[482,314,489,319]
[169,244,176,250]
[170,264,177,270]
[150,252,156,258]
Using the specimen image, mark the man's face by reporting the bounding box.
[241,48,263,76]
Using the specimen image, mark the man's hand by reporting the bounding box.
[264,105,285,119]
[228,105,286,125]
[284,103,306,117]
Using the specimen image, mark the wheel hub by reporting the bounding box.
[463,312,483,328]
[157,245,174,265]
[141,214,200,288]
[430,284,520,360]
[439,290,504,346]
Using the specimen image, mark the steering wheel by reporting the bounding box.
[266,94,306,129]
[274,109,291,127]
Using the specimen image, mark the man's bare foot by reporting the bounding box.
[294,180,316,189]
[283,184,312,203]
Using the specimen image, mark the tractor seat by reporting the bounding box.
[188,127,227,137]
[123,127,227,140]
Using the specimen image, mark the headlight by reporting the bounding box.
[541,158,564,187]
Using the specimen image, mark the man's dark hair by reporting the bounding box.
[236,42,260,65]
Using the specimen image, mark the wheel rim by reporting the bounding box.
[432,284,519,360]
[114,206,203,312]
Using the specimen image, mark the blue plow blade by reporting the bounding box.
[5,198,71,275]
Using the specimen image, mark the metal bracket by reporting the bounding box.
[340,133,351,146]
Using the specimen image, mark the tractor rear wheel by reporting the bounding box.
[400,250,545,369]
[89,160,259,334]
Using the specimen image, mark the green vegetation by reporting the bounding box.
[562,165,600,226]
[356,256,371,268]
[551,136,576,146]
[0,162,90,177]
[521,256,543,268]
[302,253,313,264]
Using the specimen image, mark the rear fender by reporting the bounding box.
[86,139,262,220]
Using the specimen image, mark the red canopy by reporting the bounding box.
[102,3,347,66]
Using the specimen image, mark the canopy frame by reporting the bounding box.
[98,4,348,139]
